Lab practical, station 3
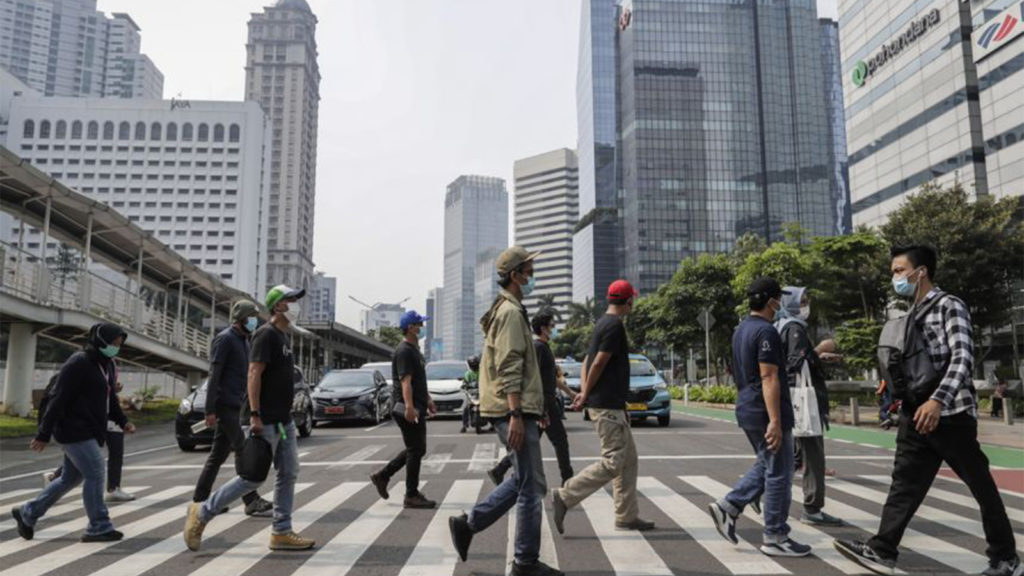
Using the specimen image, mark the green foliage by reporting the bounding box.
[566,298,603,330]
[368,326,403,348]
[809,230,890,325]
[833,317,883,375]
[552,323,592,360]
[732,240,818,309]
[686,384,738,404]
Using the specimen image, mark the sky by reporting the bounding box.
[96,0,838,328]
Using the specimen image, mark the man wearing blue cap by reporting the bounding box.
[370,310,437,508]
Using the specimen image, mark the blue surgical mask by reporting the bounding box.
[770,299,782,322]
[100,345,120,358]
[522,275,536,297]
[245,316,259,333]
[550,327,559,340]
[892,269,919,297]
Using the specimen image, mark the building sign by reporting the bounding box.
[973,1,1024,62]
[170,97,191,110]
[852,8,940,87]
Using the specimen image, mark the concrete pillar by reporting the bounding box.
[3,323,37,416]
[849,397,860,426]
[1005,399,1014,426]
[186,371,204,392]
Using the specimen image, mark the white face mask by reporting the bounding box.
[281,302,301,324]
[799,304,811,321]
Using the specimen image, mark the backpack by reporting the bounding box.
[36,374,61,425]
[877,292,949,409]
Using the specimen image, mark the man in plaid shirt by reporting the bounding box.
[835,245,1020,576]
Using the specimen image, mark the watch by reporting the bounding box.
[507,408,523,419]
[251,409,261,418]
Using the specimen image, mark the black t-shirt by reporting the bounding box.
[250,323,295,424]
[534,339,558,402]
[732,315,793,431]
[585,314,630,409]
[392,340,429,412]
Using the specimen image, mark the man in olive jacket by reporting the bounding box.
[449,246,561,576]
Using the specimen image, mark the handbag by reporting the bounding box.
[236,431,273,482]
[790,360,822,437]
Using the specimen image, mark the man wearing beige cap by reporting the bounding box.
[449,246,562,576]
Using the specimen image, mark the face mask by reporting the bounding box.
[521,274,536,297]
[550,327,559,340]
[799,305,811,321]
[892,268,920,297]
[245,316,259,333]
[282,302,301,323]
[416,324,426,338]
[770,299,782,321]
[100,345,120,358]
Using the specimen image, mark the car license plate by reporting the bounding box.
[325,406,345,415]
[626,402,647,411]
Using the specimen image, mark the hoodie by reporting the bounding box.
[478,289,545,418]
[774,287,830,422]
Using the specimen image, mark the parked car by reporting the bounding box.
[556,360,583,409]
[361,362,392,387]
[311,368,392,425]
[175,366,314,451]
[425,361,467,418]
[625,354,672,427]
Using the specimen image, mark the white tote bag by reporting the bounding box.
[790,360,822,437]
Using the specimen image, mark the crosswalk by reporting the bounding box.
[0,473,1021,575]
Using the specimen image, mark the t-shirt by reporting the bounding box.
[249,323,295,424]
[732,315,793,431]
[392,340,429,412]
[585,314,630,409]
[534,339,558,402]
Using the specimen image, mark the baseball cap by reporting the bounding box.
[265,284,305,312]
[746,277,790,301]
[607,279,638,302]
[400,310,430,332]
[231,300,260,323]
[496,246,541,276]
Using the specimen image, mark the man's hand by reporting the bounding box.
[204,413,218,429]
[250,415,263,435]
[507,415,525,451]
[427,399,437,418]
[123,422,136,434]
[30,439,47,452]
[570,393,587,412]
[539,415,550,430]
[819,352,842,364]
[913,399,942,435]
[764,419,782,453]
[404,404,419,423]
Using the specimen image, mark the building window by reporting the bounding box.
[150,122,162,141]
[86,121,98,139]
[166,122,177,141]
[39,120,50,138]
[55,120,67,139]
[118,121,130,140]
[71,121,82,139]
[134,121,146,140]
[229,124,240,142]
[22,120,34,138]
[182,123,193,141]
[197,123,209,142]
[213,124,225,142]
[103,121,114,140]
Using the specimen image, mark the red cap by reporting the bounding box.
[607,279,638,301]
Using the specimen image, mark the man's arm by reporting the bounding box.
[930,298,974,409]
[581,352,612,399]
[204,335,227,416]
[247,361,266,432]
[759,362,783,452]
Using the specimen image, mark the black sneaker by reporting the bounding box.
[448,513,472,562]
[982,556,1024,576]
[11,507,33,540]
[487,466,504,487]
[760,538,812,557]
[833,539,896,575]
[615,518,655,531]
[708,502,738,544]
[370,471,390,500]
[403,492,437,509]
[552,489,567,535]
[510,559,565,576]
[749,496,762,515]
[81,530,123,542]
[244,497,273,517]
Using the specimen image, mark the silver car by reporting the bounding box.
[425,361,467,418]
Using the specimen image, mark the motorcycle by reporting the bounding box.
[461,381,486,434]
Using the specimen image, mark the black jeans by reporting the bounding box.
[192,408,260,505]
[494,401,574,485]
[869,412,1017,562]
[381,414,427,497]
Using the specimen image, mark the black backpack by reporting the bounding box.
[36,374,61,425]
[877,292,950,409]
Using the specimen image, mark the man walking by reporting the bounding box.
[708,278,811,557]
[551,279,655,534]
[835,246,1020,576]
[184,285,315,552]
[190,299,273,517]
[449,246,561,576]
[369,310,437,509]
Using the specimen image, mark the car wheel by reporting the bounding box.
[299,407,313,438]
[177,440,197,452]
[658,414,671,427]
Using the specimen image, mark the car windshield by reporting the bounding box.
[559,363,582,378]
[362,363,389,372]
[318,371,373,389]
[630,358,657,377]
[427,363,465,380]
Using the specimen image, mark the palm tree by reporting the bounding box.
[567,297,602,329]
[536,294,562,322]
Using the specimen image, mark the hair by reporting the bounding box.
[532,311,554,335]
[608,297,630,306]
[891,244,938,279]
[497,262,528,289]
[748,293,770,311]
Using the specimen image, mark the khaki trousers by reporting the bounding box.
[558,408,638,523]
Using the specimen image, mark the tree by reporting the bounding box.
[833,317,883,378]
[732,236,818,310]
[367,326,403,348]
[551,324,592,360]
[46,243,81,294]
[810,229,890,326]
[567,297,603,329]
[534,294,562,322]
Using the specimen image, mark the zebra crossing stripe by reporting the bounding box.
[505,506,559,574]
[0,486,147,532]
[398,479,483,576]
[467,443,498,472]
[579,481,674,575]
[332,445,386,470]
[859,475,1024,524]
[421,452,453,475]
[96,484,314,576]
[679,475,890,575]
[188,482,367,576]
[791,484,986,573]
[0,485,190,560]
[642,477,787,575]
[0,488,44,504]
[828,479,1024,554]
[292,483,424,576]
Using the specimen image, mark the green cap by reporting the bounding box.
[265,284,305,312]
[231,300,260,323]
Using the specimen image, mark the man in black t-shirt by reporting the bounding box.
[370,310,437,509]
[552,280,655,535]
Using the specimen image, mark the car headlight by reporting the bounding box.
[654,382,668,390]
[179,399,192,415]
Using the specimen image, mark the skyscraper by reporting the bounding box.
[820,18,853,235]
[514,148,579,326]
[438,176,509,361]
[0,0,163,99]
[245,0,321,293]
[307,271,337,323]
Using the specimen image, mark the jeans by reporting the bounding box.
[380,414,427,497]
[20,439,114,536]
[468,417,546,566]
[200,421,299,533]
[494,400,574,485]
[559,408,639,523]
[719,427,794,542]
[192,408,260,505]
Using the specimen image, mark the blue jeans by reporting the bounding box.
[468,418,547,565]
[719,427,794,543]
[20,439,114,536]
[200,421,299,533]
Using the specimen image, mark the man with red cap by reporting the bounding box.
[551,279,655,534]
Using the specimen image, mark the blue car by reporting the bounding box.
[626,354,672,427]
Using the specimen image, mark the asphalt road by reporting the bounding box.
[1,408,1021,576]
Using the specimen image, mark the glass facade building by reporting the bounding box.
[821,18,853,235]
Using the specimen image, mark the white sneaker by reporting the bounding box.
[41,471,56,489]
[105,488,135,503]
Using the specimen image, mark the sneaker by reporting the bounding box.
[11,507,33,540]
[982,556,1024,576]
[552,489,567,535]
[761,538,812,557]
[403,492,437,509]
[370,471,390,500]
[105,487,135,503]
[41,471,56,489]
[81,530,123,543]
[801,510,844,526]
[708,502,738,545]
[183,502,207,551]
[460,426,467,433]
[269,531,315,551]
[615,518,655,531]
[749,496,762,515]
[487,466,504,487]
[833,539,896,575]
[510,559,565,576]
[245,497,273,517]
[448,513,473,562]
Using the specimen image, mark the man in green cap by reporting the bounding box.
[185,285,314,552]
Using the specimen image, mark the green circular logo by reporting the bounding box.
[852,61,868,87]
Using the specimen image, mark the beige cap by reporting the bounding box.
[496,246,541,275]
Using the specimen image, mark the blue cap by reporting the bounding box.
[399,310,430,332]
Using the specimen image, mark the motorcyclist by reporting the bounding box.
[461,356,481,433]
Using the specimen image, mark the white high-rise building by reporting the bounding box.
[358,303,405,335]
[3,96,271,296]
[514,148,578,327]
[307,271,336,323]
[0,0,163,99]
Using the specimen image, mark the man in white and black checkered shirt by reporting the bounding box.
[835,245,1020,576]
